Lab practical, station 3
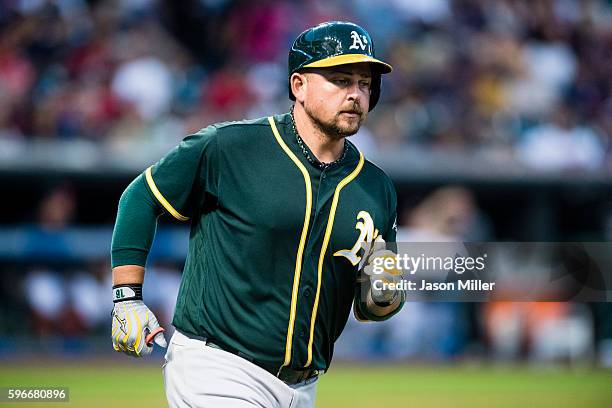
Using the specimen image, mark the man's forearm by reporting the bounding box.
[112,265,145,285]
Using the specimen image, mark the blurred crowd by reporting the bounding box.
[1,0,611,171]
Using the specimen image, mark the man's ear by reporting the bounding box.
[290,72,307,103]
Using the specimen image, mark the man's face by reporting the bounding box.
[300,63,372,139]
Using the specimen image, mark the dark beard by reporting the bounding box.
[304,105,363,140]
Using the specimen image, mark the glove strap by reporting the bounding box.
[113,284,143,303]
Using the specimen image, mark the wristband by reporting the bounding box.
[113,284,143,303]
[372,289,403,307]
[372,295,396,307]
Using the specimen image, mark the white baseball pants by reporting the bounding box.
[163,330,318,408]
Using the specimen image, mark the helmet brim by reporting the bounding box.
[302,54,392,74]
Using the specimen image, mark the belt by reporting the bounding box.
[204,339,320,385]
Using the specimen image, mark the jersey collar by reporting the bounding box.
[275,112,360,171]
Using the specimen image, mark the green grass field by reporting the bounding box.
[0,361,611,407]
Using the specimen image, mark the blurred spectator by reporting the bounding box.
[111,56,173,121]
[483,302,593,364]
[387,187,487,360]
[400,186,484,241]
[67,261,112,332]
[0,0,609,170]
[517,104,605,172]
[37,184,76,230]
[110,23,174,121]
[23,268,67,336]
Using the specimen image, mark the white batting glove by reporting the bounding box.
[111,285,167,357]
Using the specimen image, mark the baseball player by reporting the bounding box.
[111,21,403,407]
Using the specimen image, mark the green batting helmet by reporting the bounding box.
[288,21,392,111]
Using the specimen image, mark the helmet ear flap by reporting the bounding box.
[289,83,296,101]
[368,72,381,112]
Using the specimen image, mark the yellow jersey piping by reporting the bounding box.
[305,151,364,367]
[145,166,190,221]
[267,116,313,367]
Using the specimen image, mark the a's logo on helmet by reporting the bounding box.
[348,31,368,51]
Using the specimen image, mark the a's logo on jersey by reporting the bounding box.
[334,211,383,266]
[348,31,368,51]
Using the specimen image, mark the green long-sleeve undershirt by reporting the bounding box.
[111,174,163,268]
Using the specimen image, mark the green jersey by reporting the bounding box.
[139,112,397,371]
